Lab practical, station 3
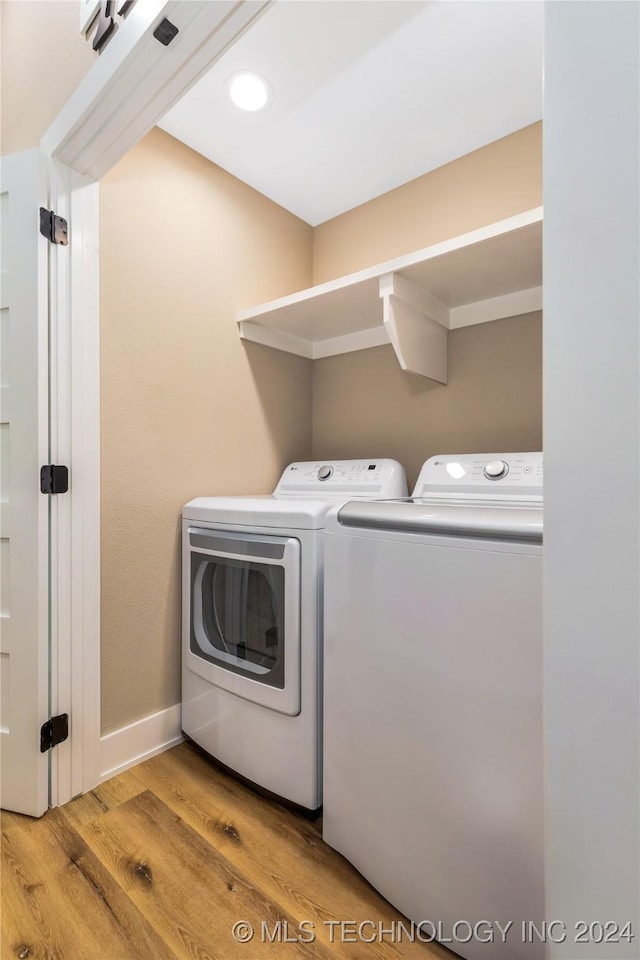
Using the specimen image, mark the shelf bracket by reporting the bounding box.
[379,273,449,383]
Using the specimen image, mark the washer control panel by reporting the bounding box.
[414,452,543,500]
[275,459,408,499]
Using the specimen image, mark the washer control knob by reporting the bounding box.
[484,459,509,480]
[317,465,333,481]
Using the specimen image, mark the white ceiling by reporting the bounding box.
[158,1,543,226]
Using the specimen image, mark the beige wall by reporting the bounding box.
[313,123,542,283]
[100,128,312,732]
[311,124,543,488]
[0,1,95,154]
[313,315,542,488]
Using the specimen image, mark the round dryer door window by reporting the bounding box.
[192,555,284,688]
[185,527,301,716]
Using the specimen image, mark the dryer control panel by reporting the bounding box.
[413,452,543,502]
[275,459,408,499]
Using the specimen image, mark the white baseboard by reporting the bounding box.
[99,703,183,782]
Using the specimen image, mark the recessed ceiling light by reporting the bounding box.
[226,71,272,112]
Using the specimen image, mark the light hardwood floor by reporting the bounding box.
[1,741,453,960]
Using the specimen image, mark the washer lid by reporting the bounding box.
[331,499,543,542]
[183,496,336,529]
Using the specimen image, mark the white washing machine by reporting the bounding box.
[322,452,543,959]
[182,459,407,811]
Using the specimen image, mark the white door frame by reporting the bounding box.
[41,0,271,804]
[48,159,101,802]
[42,0,272,179]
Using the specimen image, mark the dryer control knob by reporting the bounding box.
[484,459,509,480]
[318,465,334,481]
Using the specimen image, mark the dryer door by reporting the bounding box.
[186,528,301,715]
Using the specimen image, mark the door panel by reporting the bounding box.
[0,150,50,817]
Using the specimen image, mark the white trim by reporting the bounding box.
[48,159,72,809]
[43,0,272,180]
[48,162,101,806]
[99,704,183,782]
[312,325,389,359]
[239,319,393,360]
[77,174,101,797]
[449,286,543,329]
[79,0,100,36]
[239,320,314,359]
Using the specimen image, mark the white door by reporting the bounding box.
[0,150,51,817]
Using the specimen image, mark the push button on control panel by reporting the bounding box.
[484,459,509,480]
[317,465,334,481]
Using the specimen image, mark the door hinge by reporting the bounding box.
[153,17,179,46]
[39,207,69,246]
[40,464,69,494]
[40,714,69,752]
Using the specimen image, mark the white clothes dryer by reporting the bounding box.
[322,452,543,958]
[182,459,407,811]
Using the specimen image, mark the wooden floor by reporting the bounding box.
[1,741,452,960]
